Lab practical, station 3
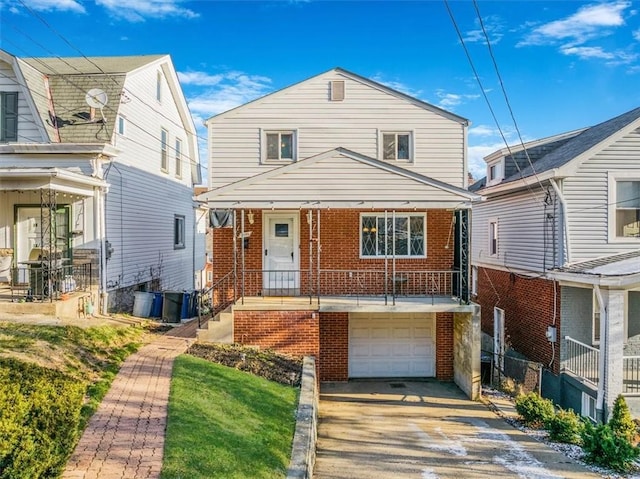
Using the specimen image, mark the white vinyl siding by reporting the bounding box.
[564,128,640,258]
[209,72,465,189]
[472,187,558,272]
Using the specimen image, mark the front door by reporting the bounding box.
[263,212,299,295]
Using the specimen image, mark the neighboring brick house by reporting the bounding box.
[198,68,481,398]
[0,49,202,317]
[471,107,640,421]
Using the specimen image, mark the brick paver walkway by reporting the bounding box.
[63,322,197,479]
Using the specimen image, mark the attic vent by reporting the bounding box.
[330,80,345,101]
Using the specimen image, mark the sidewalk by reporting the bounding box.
[62,320,197,479]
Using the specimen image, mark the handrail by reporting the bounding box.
[197,270,237,328]
[564,336,599,352]
[563,336,599,386]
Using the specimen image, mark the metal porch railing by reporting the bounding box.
[10,262,93,302]
[564,336,599,386]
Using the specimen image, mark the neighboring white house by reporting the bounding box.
[0,49,202,315]
[470,106,640,421]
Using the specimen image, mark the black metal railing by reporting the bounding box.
[10,262,92,302]
[197,270,237,328]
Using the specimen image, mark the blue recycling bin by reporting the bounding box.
[150,292,163,318]
[180,292,191,319]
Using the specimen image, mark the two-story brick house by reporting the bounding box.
[471,107,640,420]
[198,68,481,397]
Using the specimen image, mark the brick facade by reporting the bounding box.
[475,267,561,374]
[436,312,454,380]
[319,312,349,381]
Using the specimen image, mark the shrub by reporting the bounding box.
[609,395,637,442]
[0,358,86,479]
[514,392,555,427]
[545,408,584,444]
[582,420,640,472]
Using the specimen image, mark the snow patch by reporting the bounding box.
[421,469,439,479]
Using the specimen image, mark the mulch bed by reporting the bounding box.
[186,343,303,386]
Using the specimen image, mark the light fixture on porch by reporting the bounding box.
[247,210,254,225]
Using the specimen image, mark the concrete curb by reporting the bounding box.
[287,356,318,479]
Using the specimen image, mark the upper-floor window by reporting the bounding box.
[489,219,498,256]
[360,213,425,258]
[381,132,411,161]
[174,215,185,249]
[161,128,169,171]
[615,180,640,238]
[156,71,163,102]
[175,138,183,178]
[0,92,18,142]
[487,160,504,185]
[264,131,296,162]
[117,115,126,135]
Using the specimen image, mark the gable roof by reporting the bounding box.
[503,106,640,184]
[16,54,165,144]
[198,147,481,209]
[205,67,468,126]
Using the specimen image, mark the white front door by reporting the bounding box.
[263,212,299,294]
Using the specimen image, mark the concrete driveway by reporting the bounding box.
[313,381,600,479]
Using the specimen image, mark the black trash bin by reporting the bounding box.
[162,291,183,323]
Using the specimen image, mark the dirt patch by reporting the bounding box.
[186,343,303,386]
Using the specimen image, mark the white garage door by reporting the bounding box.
[349,313,435,378]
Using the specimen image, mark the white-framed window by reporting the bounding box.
[487,160,504,185]
[609,171,640,242]
[360,213,426,258]
[263,130,296,162]
[488,219,498,256]
[175,138,182,178]
[207,270,213,282]
[381,131,412,161]
[174,215,185,249]
[582,392,597,422]
[117,115,126,135]
[471,265,478,296]
[161,128,168,171]
[593,290,601,345]
[0,92,18,142]
[156,71,162,102]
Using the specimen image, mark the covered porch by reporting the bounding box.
[0,168,108,317]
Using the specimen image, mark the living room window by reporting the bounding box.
[174,215,185,249]
[360,213,425,258]
[381,132,412,161]
[264,131,296,162]
[0,92,18,142]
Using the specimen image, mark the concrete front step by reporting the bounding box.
[196,308,233,344]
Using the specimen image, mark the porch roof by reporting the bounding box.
[552,249,640,287]
[197,148,481,209]
[0,167,107,196]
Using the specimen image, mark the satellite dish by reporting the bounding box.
[85,88,108,109]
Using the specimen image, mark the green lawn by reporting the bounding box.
[162,354,299,479]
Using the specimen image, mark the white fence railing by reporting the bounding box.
[623,356,640,394]
[564,336,599,386]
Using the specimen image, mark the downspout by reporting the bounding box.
[549,178,571,264]
[595,284,606,421]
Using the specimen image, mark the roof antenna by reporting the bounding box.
[85,88,108,123]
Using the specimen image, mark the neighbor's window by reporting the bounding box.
[0,92,18,142]
[175,138,182,178]
[174,215,185,249]
[361,213,425,257]
[161,128,168,171]
[382,132,411,161]
[265,131,295,162]
[582,392,596,422]
[471,265,478,295]
[489,220,498,256]
[593,290,601,345]
[615,180,640,238]
[117,115,126,135]
[488,161,504,185]
[156,71,162,102]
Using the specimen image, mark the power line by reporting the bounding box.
[443,0,545,207]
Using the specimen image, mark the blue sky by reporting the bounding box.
[2,0,640,180]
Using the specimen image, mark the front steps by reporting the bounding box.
[197,307,233,344]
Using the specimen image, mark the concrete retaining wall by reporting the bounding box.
[287,356,318,479]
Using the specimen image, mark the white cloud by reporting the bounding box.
[469,125,501,137]
[95,0,199,22]
[468,142,502,180]
[560,45,615,59]
[633,28,640,41]
[184,71,273,119]
[13,0,85,13]
[520,1,630,46]
[433,90,480,110]
[462,15,504,45]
